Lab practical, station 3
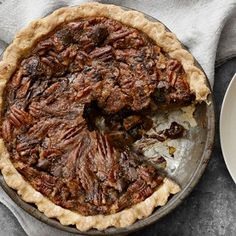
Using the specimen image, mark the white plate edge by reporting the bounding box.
[220,73,236,184]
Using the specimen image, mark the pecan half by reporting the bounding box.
[2,119,12,141]
[9,107,32,127]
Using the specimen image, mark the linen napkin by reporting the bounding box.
[0,0,236,235]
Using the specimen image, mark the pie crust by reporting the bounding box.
[0,2,209,231]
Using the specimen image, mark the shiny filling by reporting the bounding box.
[1,17,193,215]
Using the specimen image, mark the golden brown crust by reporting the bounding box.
[0,2,209,231]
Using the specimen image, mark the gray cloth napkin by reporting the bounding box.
[0,0,236,235]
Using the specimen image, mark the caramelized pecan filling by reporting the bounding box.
[1,17,194,215]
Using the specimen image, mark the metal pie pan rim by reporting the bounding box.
[0,4,215,235]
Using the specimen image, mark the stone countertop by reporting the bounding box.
[0,59,236,236]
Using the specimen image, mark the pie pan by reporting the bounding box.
[0,5,215,235]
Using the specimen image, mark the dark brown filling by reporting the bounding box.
[1,17,194,215]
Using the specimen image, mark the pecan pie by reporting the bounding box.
[0,3,210,231]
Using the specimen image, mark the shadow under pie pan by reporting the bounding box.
[0,5,215,236]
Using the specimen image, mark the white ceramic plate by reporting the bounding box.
[220,73,236,184]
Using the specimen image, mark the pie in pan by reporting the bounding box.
[0,2,210,231]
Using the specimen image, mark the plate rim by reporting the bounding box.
[220,73,236,184]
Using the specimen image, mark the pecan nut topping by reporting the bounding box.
[1,17,194,216]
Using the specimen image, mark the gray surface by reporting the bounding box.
[0,59,236,236]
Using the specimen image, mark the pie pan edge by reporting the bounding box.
[0,2,215,235]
